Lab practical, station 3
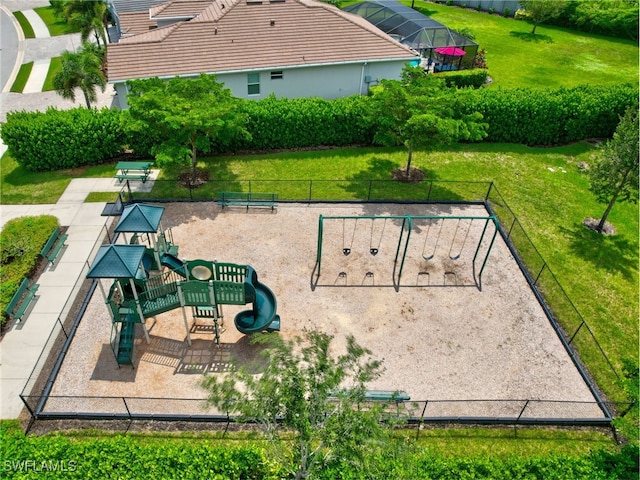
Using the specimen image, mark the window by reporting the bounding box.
[247,73,260,95]
[270,71,283,80]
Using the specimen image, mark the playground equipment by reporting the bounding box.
[87,203,281,367]
[315,214,498,290]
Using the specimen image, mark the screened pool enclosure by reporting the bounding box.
[344,0,478,70]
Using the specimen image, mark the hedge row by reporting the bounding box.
[2,421,637,479]
[461,83,638,145]
[1,215,59,324]
[237,95,374,151]
[1,83,637,171]
[0,107,125,172]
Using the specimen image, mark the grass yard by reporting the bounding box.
[0,154,113,204]
[9,62,33,93]
[13,11,34,39]
[42,56,61,92]
[33,6,80,36]
[401,1,639,89]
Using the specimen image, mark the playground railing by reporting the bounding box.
[18,394,633,429]
[128,179,493,203]
[485,184,623,411]
[19,180,628,427]
[19,222,114,417]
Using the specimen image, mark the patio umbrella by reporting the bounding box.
[434,46,466,57]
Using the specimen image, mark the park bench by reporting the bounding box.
[217,192,278,211]
[40,227,68,266]
[364,390,411,402]
[4,278,39,323]
[114,161,153,183]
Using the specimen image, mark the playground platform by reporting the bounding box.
[42,202,605,421]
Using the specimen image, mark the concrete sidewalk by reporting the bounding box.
[0,176,157,419]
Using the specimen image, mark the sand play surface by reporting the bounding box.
[47,202,604,420]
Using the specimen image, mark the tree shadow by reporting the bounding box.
[509,31,554,43]
[559,222,638,281]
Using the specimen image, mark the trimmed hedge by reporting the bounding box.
[439,69,489,89]
[0,107,125,172]
[2,420,637,479]
[239,94,374,151]
[1,215,59,324]
[1,83,637,171]
[461,83,638,145]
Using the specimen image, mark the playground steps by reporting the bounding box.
[115,321,135,366]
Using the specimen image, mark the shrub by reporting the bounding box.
[514,8,530,20]
[0,107,125,172]
[460,83,638,145]
[208,94,374,153]
[504,7,511,17]
[1,215,59,323]
[488,7,494,14]
[439,69,488,89]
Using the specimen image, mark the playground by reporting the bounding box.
[45,202,604,419]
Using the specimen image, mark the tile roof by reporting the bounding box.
[108,0,417,82]
[118,12,156,37]
[149,0,213,19]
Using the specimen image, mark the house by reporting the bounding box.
[106,0,420,106]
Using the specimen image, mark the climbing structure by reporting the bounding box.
[87,203,281,367]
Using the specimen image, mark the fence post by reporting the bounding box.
[533,262,546,286]
[426,180,433,201]
[507,217,517,240]
[415,400,428,440]
[57,317,68,338]
[485,181,494,202]
[516,399,530,424]
[568,321,585,345]
[123,397,132,420]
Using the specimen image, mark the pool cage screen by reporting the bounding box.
[343,0,478,68]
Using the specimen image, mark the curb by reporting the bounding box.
[1,5,26,94]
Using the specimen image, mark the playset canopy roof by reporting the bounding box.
[115,204,165,233]
[86,245,147,279]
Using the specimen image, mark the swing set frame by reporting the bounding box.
[315,214,499,290]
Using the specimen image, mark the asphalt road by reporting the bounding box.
[1,8,19,91]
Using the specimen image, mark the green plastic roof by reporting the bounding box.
[115,203,165,233]
[86,244,146,278]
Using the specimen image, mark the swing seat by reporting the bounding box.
[370,248,379,256]
[343,248,351,256]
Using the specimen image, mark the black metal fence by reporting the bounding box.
[19,179,630,429]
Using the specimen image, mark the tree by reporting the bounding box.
[518,0,567,34]
[587,108,639,233]
[124,74,250,185]
[52,42,107,108]
[60,0,109,47]
[368,66,487,178]
[202,330,401,479]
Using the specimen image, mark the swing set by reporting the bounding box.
[316,214,499,290]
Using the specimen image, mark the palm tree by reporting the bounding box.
[63,0,108,47]
[53,43,107,108]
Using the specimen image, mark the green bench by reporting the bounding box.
[217,192,278,210]
[4,278,39,323]
[364,390,411,402]
[40,227,68,266]
[115,161,153,184]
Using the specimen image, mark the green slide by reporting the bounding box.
[234,267,281,334]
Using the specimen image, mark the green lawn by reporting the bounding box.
[394,1,639,89]
[42,56,61,91]
[34,6,81,36]
[9,62,33,93]
[13,11,34,39]
[0,153,113,204]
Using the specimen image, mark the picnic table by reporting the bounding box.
[115,161,153,183]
